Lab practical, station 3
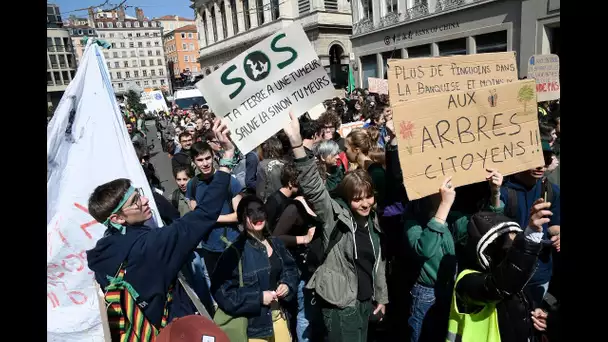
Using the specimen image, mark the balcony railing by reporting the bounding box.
[353,0,483,36]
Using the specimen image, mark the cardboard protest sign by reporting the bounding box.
[140,90,169,113]
[368,77,388,95]
[307,102,326,120]
[387,52,518,103]
[528,54,560,102]
[338,121,365,138]
[392,79,543,200]
[196,23,335,153]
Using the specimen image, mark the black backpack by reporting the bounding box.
[504,179,554,220]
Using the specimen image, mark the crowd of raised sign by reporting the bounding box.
[87,89,561,342]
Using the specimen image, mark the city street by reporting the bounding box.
[145,120,176,198]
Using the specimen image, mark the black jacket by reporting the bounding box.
[456,234,543,342]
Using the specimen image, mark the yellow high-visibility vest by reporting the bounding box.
[446,269,501,342]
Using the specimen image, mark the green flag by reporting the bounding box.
[347,65,356,94]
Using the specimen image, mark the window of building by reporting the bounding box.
[132,59,138,67]
[97,23,103,28]
[220,2,228,37]
[88,29,94,35]
[107,22,113,28]
[137,42,142,48]
[143,21,149,27]
[156,50,161,56]
[182,43,187,50]
[136,81,141,85]
[47,37,53,50]
[143,70,148,77]
[407,44,431,58]
[147,50,153,56]
[47,72,54,85]
[193,66,198,72]
[58,55,66,68]
[475,31,508,53]
[134,22,140,28]
[136,33,141,37]
[155,41,160,46]
[111,42,116,48]
[362,0,373,20]
[141,60,146,66]
[298,0,310,14]
[116,71,122,79]
[106,62,111,69]
[256,0,265,25]
[118,82,123,88]
[121,51,127,58]
[134,70,139,77]
[130,51,136,57]
[126,21,131,28]
[152,79,157,85]
[54,71,61,83]
[211,8,218,42]
[159,69,164,76]
[144,80,149,85]
[109,33,115,38]
[49,55,58,68]
[189,32,194,39]
[361,54,377,88]
[149,59,155,66]
[190,43,195,51]
[271,0,280,19]
[151,70,156,76]
[146,41,151,47]
[100,33,106,38]
[127,42,133,48]
[125,71,130,78]
[113,52,119,58]
[104,51,109,58]
[122,61,128,68]
[438,38,467,56]
[181,33,186,39]
[185,55,189,62]
[116,21,122,28]
[157,58,162,65]
[386,0,397,13]
[160,79,165,85]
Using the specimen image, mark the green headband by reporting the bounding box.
[102,186,135,235]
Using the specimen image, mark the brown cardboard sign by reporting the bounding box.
[387,52,518,103]
[392,79,543,200]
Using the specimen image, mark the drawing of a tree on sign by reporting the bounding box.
[517,85,535,114]
[400,121,415,155]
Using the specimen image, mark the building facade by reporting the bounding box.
[47,3,78,109]
[88,6,170,95]
[349,0,560,87]
[164,25,202,75]
[154,15,196,34]
[65,25,98,64]
[191,0,353,89]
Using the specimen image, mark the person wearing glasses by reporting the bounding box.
[86,119,236,331]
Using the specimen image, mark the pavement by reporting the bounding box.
[145,120,177,198]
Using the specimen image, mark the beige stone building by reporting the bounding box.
[154,15,196,34]
[190,0,353,89]
[47,3,78,109]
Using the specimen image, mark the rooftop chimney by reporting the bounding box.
[118,5,125,21]
[135,7,144,21]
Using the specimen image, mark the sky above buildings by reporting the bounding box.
[52,0,195,20]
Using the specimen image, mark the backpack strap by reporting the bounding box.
[321,223,344,265]
[188,176,200,201]
[171,189,180,210]
[505,187,518,220]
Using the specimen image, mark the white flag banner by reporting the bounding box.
[47,41,163,341]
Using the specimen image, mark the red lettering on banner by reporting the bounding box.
[48,292,60,308]
[62,254,85,272]
[75,202,99,239]
[67,291,88,305]
[47,263,65,280]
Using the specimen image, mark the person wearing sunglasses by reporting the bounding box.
[87,119,237,331]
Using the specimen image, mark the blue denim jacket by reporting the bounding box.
[210,233,299,338]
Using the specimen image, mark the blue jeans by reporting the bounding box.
[408,283,436,342]
[296,279,323,342]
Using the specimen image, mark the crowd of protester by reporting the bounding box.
[87,90,561,342]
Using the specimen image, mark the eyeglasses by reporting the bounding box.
[124,187,145,211]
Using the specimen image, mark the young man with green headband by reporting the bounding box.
[86,119,238,330]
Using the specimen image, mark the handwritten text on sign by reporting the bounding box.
[392,79,543,200]
[197,24,335,153]
[387,52,518,103]
[528,54,560,102]
[368,77,388,95]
